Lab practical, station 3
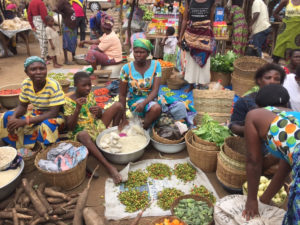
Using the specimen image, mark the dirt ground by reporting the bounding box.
[0,36,229,224]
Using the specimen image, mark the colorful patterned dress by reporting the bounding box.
[64,92,106,141]
[0,78,65,149]
[120,60,162,117]
[230,5,248,56]
[264,106,300,224]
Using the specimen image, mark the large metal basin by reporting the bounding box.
[96,127,150,164]
[0,160,24,201]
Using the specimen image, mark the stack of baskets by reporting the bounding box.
[216,136,247,190]
[152,127,185,144]
[193,89,235,125]
[232,56,267,96]
[185,130,219,172]
[211,71,231,87]
[161,66,174,85]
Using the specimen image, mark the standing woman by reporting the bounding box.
[27,0,48,62]
[227,0,248,56]
[178,0,216,93]
[55,0,77,65]
[272,0,300,63]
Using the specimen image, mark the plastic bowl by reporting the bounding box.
[74,54,89,65]
[0,84,21,109]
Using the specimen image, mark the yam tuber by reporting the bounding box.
[60,211,74,220]
[73,165,99,225]
[0,198,10,210]
[15,207,37,217]
[20,194,30,208]
[0,212,32,220]
[46,197,65,204]
[83,208,104,225]
[29,216,60,225]
[55,221,68,225]
[37,183,53,214]
[21,178,48,219]
[44,188,71,201]
[12,208,19,225]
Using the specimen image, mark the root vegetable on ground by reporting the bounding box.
[44,188,71,201]
[83,208,104,225]
[0,212,33,220]
[37,183,53,214]
[60,212,74,220]
[12,209,18,225]
[46,197,65,204]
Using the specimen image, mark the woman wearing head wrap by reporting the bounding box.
[243,84,300,224]
[79,14,122,70]
[118,38,162,130]
[0,56,65,149]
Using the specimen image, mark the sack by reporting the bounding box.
[214,195,286,225]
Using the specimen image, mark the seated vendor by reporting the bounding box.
[64,72,123,184]
[119,38,162,130]
[0,56,65,149]
[78,14,122,70]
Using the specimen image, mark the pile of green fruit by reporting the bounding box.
[140,5,154,21]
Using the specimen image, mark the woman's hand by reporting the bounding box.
[118,119,129,131]
[135,102,146,113]
[7,118,27,133]
[76,97,86,109]
[89,106,102,118]
[243,198,259,221]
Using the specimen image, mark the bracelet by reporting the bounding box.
[26,116,30,125]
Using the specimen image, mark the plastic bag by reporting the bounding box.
[121,115,144,136]
[156,124,182,140]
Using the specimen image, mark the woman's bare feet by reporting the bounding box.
[109,166,122,184]
[184,84,194,93]
[53,63,62,68]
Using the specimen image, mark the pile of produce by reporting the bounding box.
[211,50,237,74]
[157,188,184,210]
[243,176,287,206]
[190,185,216,204]
[139,5,154,21]
[118,189,150,213]
[174,163,196,183]
[124,170,148,188]
[193,114,232,146]
[155,218,185,225]
[158,59,174,68]
[48,72,74,86]
[0,17,31,30]
[0,88,21,95]
[147,163,172,180]
[173,198,213,225]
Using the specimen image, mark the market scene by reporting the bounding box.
[0,0,300,224]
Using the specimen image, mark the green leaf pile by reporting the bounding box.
[211,51,237,73]
[193,114,232,146]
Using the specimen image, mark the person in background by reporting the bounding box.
[243,84,300,224]
[161,26,178,64]
[285,49,300,74]
[70,0,86,44]
[45,15,62,68]
[227,0,248,56]
[284,65,300,111]
[64,72,123,184]
[55,0,77,65]
[178,0,216,93]
[272,0,300,64]
[4,0,17,19]
[119,39,162,130]
[79,14,122,70]
[89,8,104,40]
[249,0,271,57]
[27,0,48,62]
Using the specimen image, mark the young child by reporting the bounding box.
[64,72,124,184]
[161,26,178,64]
[45,15,62,68]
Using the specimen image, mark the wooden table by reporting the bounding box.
[0,28,31,57]
[215,36,230,55]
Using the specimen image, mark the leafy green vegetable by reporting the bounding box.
[193,114,232,146]
[211,51,237,73]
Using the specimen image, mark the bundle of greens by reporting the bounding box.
[211,51,237,74]
[193,114,232,146]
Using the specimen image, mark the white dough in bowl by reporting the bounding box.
[0,146,17,170]
[0,166,21,187]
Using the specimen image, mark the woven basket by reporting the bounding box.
[192,131,219,151]
[34,140,87,190]
[193,89,234,114]
[167,76,185,90]
[161,66,174,85]
[233,56,267,78]
[152,127,185,144]
[224,136,247,163]
[194,112,231,125]
[150,216,187,225]
[216,147,247,189]
[211,71,231,87]
[231,73,256,97]
[23,142,42,174]
[58,80,71,93]
[185,130,218,173]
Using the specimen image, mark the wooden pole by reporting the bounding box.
[127,0,137,49]
[119,0,124,44]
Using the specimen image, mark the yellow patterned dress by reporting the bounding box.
[64,92,106,141]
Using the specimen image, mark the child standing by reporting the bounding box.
[161,26,178,64]
[45,15,62,68]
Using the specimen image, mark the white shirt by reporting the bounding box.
[164,36,178,55]
[283,74,300,112]
[252,0,271,35]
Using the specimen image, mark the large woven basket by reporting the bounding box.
[167,76,186,90]
[233,56,267,78]
[34,140,87,190]
[192,131,219,152]
[231,73,256,97]
[161,66,174,85]
[152,127,185,144]
[185,130,218,173]
[211,71,231,87]
[23,142,42,174]
[150,216,187,225]
[171,195,214,225]
[58,79,71,93]
[216,146,246,189]
[193,89,234,114]
[224,136,247,163]
[194,112,231,125]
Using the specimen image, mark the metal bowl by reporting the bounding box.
[74,54,89,65]
[96,127,150,164]
[150,136,186,154]
[0,84,21,109]
[0,160,24,201]
[0,146,17,171]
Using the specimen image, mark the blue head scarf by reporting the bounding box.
[24,56,46,70]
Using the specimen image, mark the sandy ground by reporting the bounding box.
[0,35,229,224]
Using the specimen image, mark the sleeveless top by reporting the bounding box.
[188,0,215,22]
[286,0,300,17]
